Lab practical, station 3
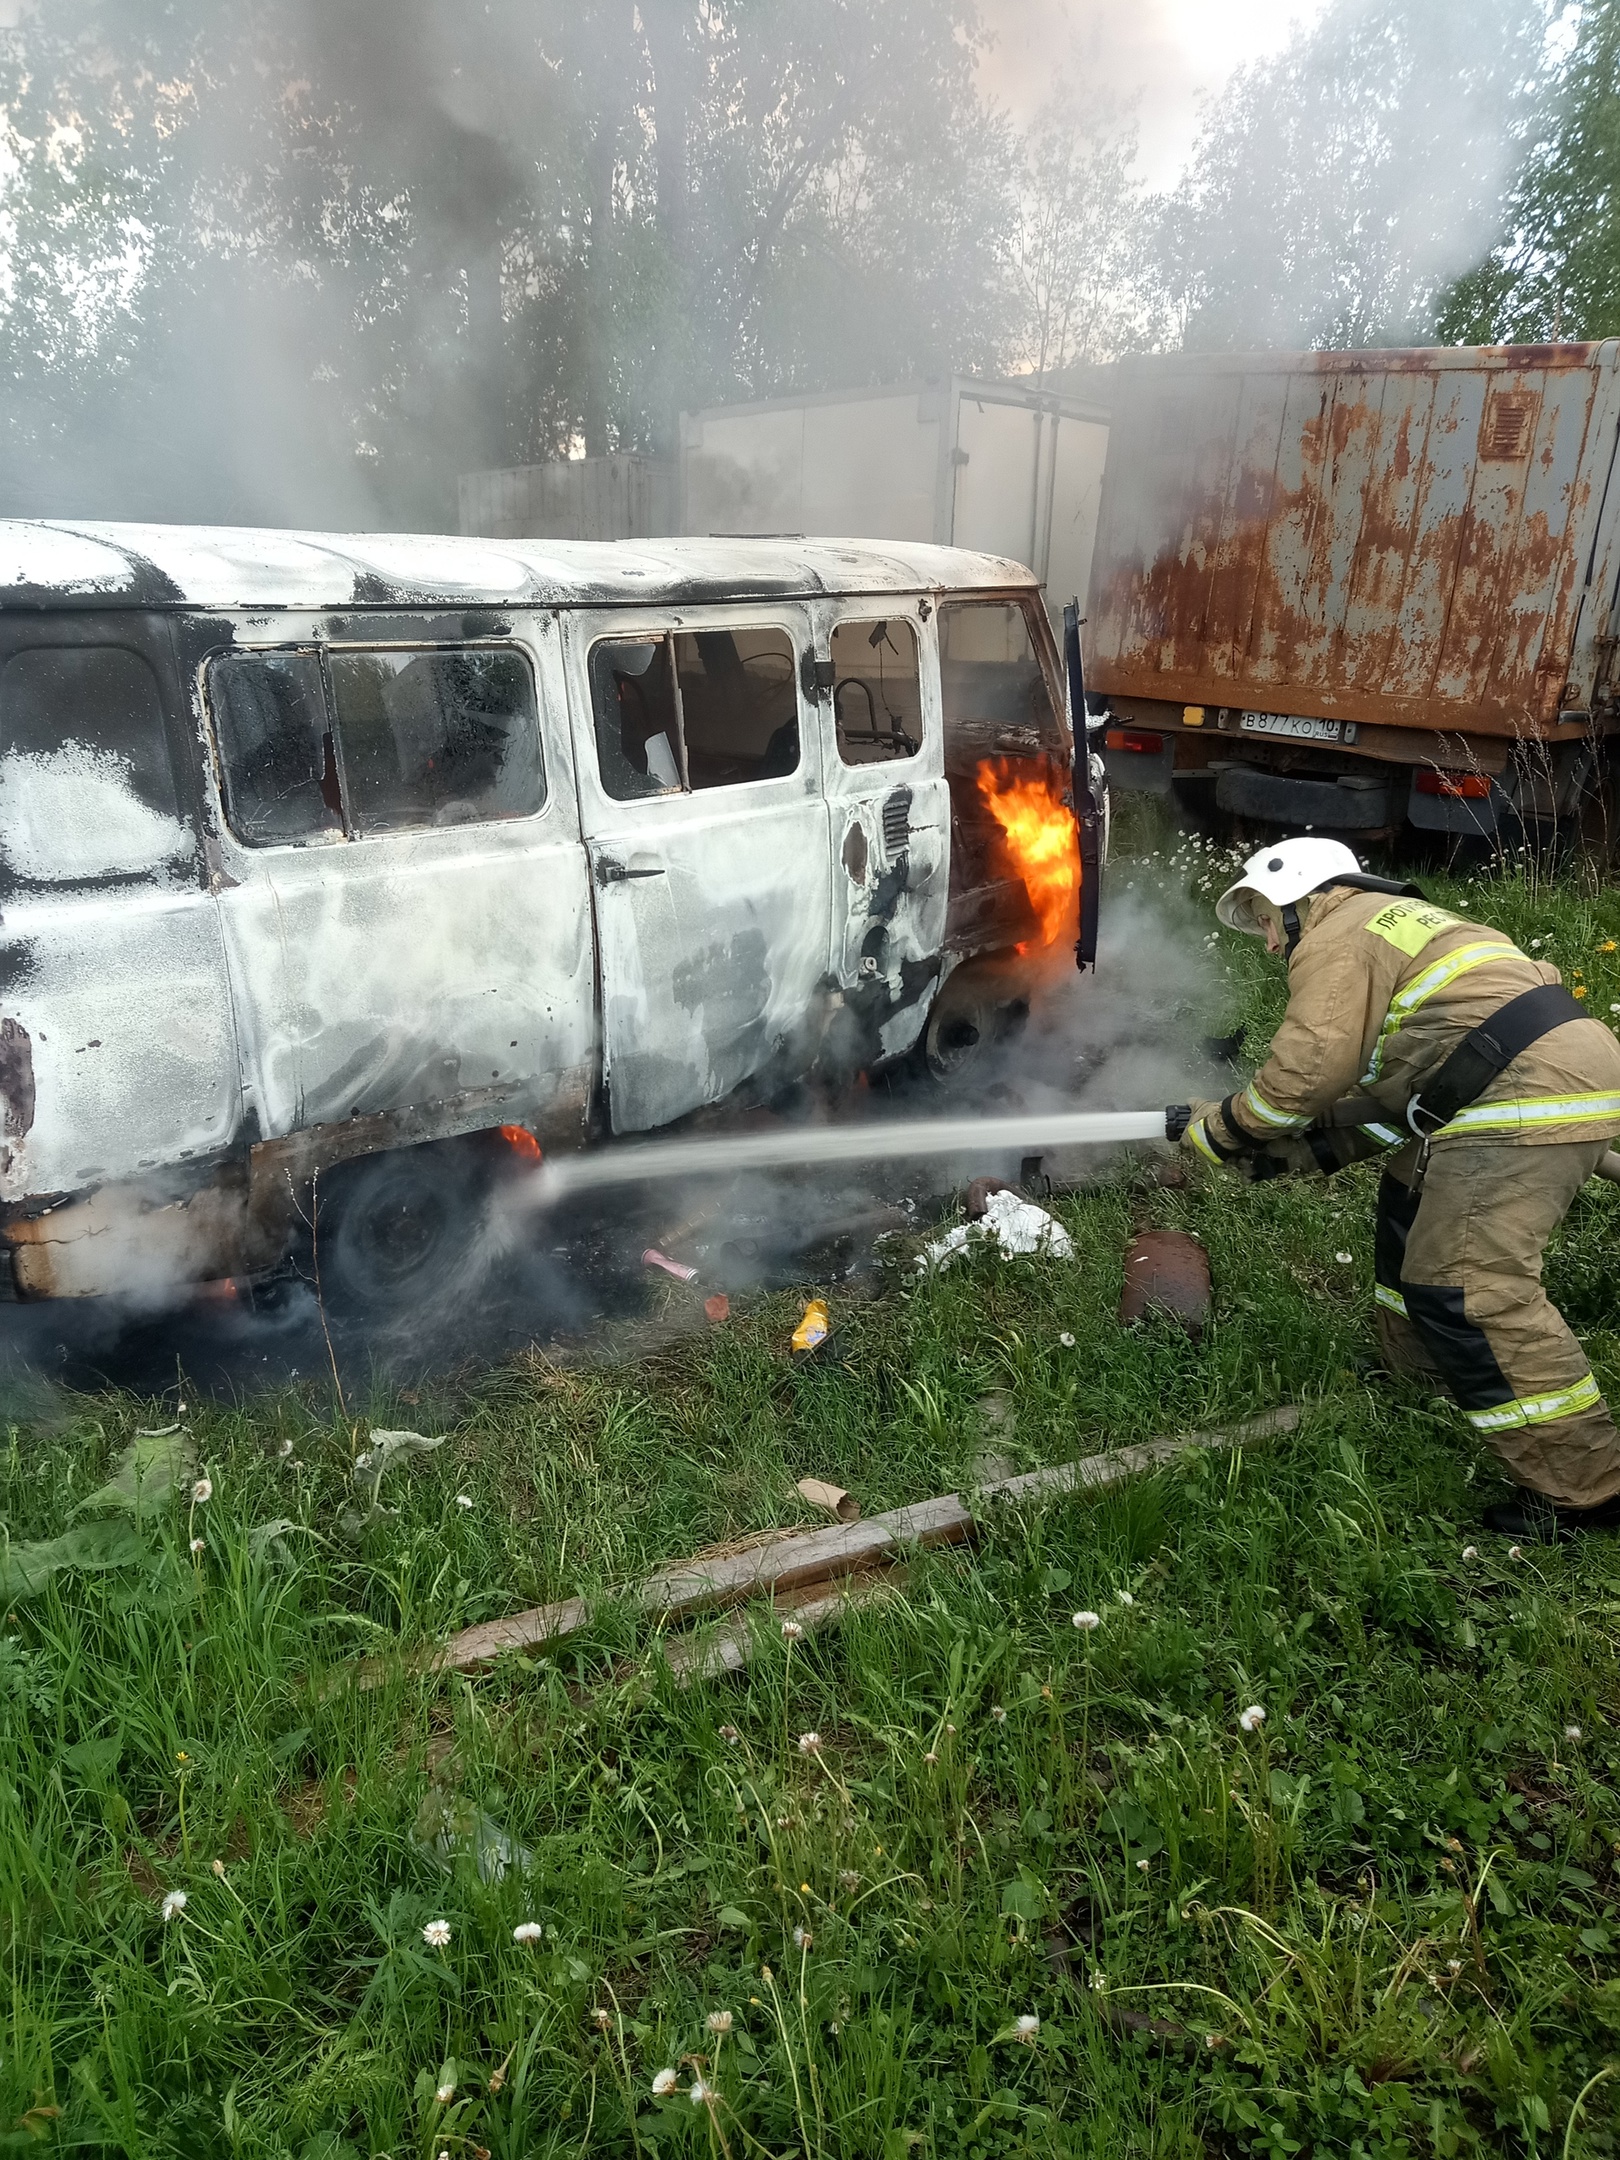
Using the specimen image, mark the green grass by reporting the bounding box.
[5,827,1620,2158]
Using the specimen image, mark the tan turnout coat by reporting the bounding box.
[1195,886,1620,1160]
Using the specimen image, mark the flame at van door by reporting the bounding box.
[974,760,1079,951]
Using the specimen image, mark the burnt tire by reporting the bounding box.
[314,1138,496,1322]
[921,964,1031,1087]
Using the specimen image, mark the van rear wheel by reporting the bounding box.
[314,1138,496,1321]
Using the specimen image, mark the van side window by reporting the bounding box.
[328,650,545,833]
[830,619,923,766]
[589,627,800,801]
[208,645,545,845]
[210,651,342,846]
[0,645,187,885]
[938,600,1060,753]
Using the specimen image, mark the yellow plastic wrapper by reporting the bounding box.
[791,1299,830,1354]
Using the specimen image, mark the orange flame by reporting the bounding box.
[498,1124,542,1162]
[975,760,1079,950]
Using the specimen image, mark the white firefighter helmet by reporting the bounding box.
[1215,836,1363,935]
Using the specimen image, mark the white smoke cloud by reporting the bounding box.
[977,0,1327,186]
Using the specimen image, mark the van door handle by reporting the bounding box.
[595,857,666,886]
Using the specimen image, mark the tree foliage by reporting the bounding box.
[1438,0,1620,343]
[1159,0,1552,352]
[0,0,1023,525]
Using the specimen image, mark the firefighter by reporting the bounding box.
[1180,835,1620,1539]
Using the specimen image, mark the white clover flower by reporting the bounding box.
[798,1732,822,1754]
[1136,1858,1150,1872]
[454,1493,474,1510]
[161,1889,187,1922]
[690,2079,715,2106]
[1239,1704,1266,1733]
[706,2009,733,2034]
[189,1537,206,1556]
[990,1704,1007,1723]
[1334,1251,1353,1265]
[277,1438,294,1457]
[513,1921,543,1945]
[435,2081,455,2106]
[922,1749,939,1765]
[652,2069,679,2096]
[1565,1723,1583,1742]
[1014,2013,1040,2040]
[1508,1545,1525,1562]
[191,1477,212,1505]
[793,1926,814,1950]
[422,1918,452,1949]
[1059,1332,1076,1348]
[1072,1610,1101,1631]
[592,2007,611,2030]
[1461,1545,1479,1561]
[780,1620,804,1640]
[211,1858,226,1878]
[1447,1958,1462,1973]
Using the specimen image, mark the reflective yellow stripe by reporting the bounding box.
[1440,1091,1620,1137]
[1242,1083,1308,1132]
[1187,1120,1223,1165]
[1465,1372,1601,1432]
[1362,940,1522,1084]
[1374,1284,1408,1318]
[1359,1122,1405,1148]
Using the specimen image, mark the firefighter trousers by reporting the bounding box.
[1374,1136,1620,1508]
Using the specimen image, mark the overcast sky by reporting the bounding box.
[980,0,1329,185]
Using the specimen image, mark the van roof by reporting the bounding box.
[0,523,1039,613]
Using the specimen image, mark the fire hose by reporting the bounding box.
[527,1107,1620,1203]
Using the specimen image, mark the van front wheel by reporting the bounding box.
[313,1138,496,1321]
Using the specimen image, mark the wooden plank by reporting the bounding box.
[359,1406,1298,1684]
[662,1568,908,1685]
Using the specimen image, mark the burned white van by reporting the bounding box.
[0,526,1089,1307]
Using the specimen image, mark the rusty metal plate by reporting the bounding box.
[1118,1228,1211,1336]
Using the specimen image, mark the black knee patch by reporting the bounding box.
[1400,1281,1514,1411]
[1374,1174,1420,1295]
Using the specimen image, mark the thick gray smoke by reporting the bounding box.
[0,0,1561,529]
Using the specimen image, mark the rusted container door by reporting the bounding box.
[1087,343,1620,737]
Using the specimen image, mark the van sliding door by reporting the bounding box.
[565,607,831,1135]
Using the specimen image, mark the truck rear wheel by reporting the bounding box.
[314,1137,497,1321]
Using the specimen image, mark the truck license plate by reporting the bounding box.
[1240,711,1354,744]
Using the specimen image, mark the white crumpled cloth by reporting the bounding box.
[917,1186,1075,1270]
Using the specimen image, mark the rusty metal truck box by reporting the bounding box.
[1086,341,1620,836]
[0,525,1085,1305]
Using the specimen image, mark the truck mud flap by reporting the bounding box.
[1215,765,1390,831]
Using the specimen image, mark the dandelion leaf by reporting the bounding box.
[413,1782,530,1883]
[340,1429,445,1537]
[73,1428,197,1519]
[0,1517,149,1600]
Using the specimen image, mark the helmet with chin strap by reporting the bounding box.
[1215,836,1364,939]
